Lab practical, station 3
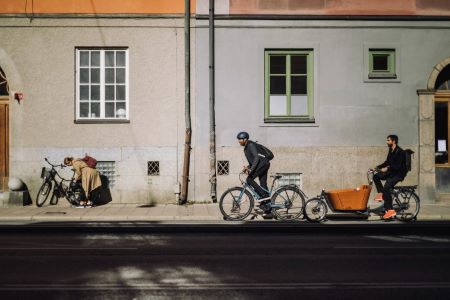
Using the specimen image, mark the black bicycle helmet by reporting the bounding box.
[236,131,249,140]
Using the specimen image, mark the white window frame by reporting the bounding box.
[75,48,130,121]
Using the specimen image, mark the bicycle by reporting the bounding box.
[304,169,420,222]
[219,172,307,221]
[36,158,85,207]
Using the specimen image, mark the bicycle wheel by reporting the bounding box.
[36,181,52,207]
[394,191,420,222]
[304,197,327,223]
[219,187,254,221]
[271,186,305,220]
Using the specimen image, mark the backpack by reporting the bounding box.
[255,142,274,161]
[404,149,414,172]
[81,155,97,169]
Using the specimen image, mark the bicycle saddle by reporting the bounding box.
[271,175,282,180]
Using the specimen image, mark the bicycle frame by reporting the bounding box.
[40,158,78,204]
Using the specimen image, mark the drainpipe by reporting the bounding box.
[209,0,217,203]
[179,0,191,205]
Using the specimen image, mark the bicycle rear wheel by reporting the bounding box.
[271,186,305,220]
[304,197,327,222]
[394,191,420,221]
[36,181,52,207]
[219,187,254,221]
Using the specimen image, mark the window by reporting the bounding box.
[148,161,160,176]
[276,173,303,189]
[265,50,314,123]
[96,161,116,188]
[0,67,8,96]
[217,161,230,175]
[368,49,396,79]
[76,48,129,121]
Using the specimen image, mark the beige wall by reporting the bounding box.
[0,17,192,204]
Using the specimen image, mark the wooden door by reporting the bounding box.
[0,99,8,190]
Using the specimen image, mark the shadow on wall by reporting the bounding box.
[93,175,112,206]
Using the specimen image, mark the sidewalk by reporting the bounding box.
[0,201,450,222]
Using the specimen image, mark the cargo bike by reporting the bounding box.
[303,169,420,222]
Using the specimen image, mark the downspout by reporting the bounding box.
[209,0,217,202]
[179,0,191,205]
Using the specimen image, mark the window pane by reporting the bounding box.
[291,95,308,115]
[105,85,115,100]
[269,95,287,116]
[105,51,115,67]
[90,103,100,118]
[105,102,115,118]
[291,55,307,74]
[116,85,125,100]
[91,68,100,84]
[116,68,125,84]
[80,68,89,83]
[116,102,126,118]
[373,55,388,71]
[80,85,89,100]
[105,68,115,84]
[80,51,89,67]
[291,76,307,94]
[80,103,89,117]
[270,56,286,74]
[91,51,100,67]
[91,85,100,100]
[270,76,286,94]
[116,51,126,67]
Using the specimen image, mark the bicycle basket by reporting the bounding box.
[40,167,51,179]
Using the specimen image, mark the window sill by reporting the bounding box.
[264,117,315,124]
[74,119,130,124]
[262,117,318,127]
[368,73,397,79]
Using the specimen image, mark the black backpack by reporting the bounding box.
[255,142,274,161]
[404,149,415,172]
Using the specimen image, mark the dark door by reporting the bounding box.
[0,100,8,190]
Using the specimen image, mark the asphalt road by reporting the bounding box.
[0,225,450,299]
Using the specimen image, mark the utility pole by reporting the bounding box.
[209,0,217,202]
[179,0,191,205]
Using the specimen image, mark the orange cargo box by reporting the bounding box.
[326,185,372,211]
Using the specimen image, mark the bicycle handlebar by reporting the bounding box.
[44,157,66,169]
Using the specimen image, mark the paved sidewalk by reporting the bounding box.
[0,201,449,222]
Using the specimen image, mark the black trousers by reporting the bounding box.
[246,163,270,198]
[373,172,403,211]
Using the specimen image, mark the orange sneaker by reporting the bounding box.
[374,193,384,202]
[383,209,396,220]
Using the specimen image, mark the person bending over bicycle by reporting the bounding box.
[237,132,272,214]
[373,134,407,220]
[64,157,101,207]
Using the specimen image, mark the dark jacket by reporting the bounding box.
[377,146,407,179]
[244,140,269,175]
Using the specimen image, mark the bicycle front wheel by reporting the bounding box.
[271,186,305,220]
[36,181,52,207]
[304,197,327,223]
[219,187,254,221]
[394,191,420,222]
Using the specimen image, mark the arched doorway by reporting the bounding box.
[0,66,9,190]
[434,64,450,197]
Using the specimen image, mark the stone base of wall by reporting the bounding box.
[195,146,421,203]
[11,145,424,204]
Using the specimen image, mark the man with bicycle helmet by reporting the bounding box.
[373,134,407,220]
[237,132,272,213]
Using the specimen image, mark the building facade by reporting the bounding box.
[194,0,450,203]
[0,0,450,204]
